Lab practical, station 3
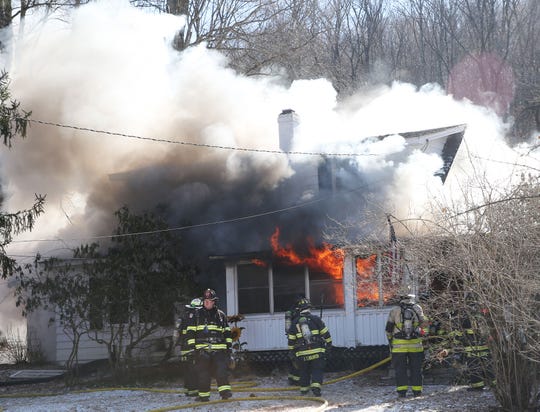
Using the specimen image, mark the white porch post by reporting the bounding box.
[225,262,237,316]
[343,252,357,347]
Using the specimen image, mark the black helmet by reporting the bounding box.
[203,288,218,301]
[296,297,312,311]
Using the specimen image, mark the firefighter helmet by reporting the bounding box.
[296,298,312,312]
[186,297,202,309]
[399,294,416,305]
[203,288,218,301]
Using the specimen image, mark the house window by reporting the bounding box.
[356,251,404,307]
[237,263,269,314]
[309,270,343,309]
[236,262,345,313]
[356,254,379,307]
[273,264,306,312]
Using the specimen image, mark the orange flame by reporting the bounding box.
[251,259,267,267]
[356,255,380,306]
[270,228,344,278]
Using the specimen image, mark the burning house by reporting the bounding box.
[23,109,465,365]
[210,110,466,352]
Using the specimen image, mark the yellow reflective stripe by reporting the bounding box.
[391,339,423,353]
[195,343,228,350]
[411,385,422,391]
[195,325,224,331]
[397,386,408,391]
[296,347,325,357]
[464,345,489,352]
[392,347,424,353]
[218,385,231,392]
[392,338,423,345]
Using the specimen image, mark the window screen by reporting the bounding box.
[237,263,269,314]
[273,264,305,312]
[309,271,343,308]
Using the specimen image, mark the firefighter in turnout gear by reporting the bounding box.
[186,289,233,402]
[287,298,332,397]
[385,293,428,398]
[177,297,202,397]
[436,308,493,391]
[284,295,304,385]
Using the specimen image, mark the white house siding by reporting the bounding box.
[53,320,173,365]
[239,315,288,351]
[54,322,108,365]
[238,308,391,352]
[26,308,57,363]
[354,307,393,346]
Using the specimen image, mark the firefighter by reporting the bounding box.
[436,308,493,391]
[385,293,428,398]
[284,294,304,385]
[287,297,332,397]
[186,288,233,402]
[176,297,202,397]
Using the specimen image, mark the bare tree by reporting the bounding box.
[405,171,540,410]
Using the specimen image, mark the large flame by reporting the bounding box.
[356,254,398,305]
[258,228,392,308]
[356,255,379,306]
[270,228,344,278]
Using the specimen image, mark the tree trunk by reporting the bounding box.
[0,0,12,29]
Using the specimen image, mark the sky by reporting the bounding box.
[0,0,538,335]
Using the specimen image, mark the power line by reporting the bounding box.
[10,179,381,245]
[10,192,333,244]
[27,118,377,158]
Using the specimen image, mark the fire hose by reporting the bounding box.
[0,357,392,411]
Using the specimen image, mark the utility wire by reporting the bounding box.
[10,176,387,246]
[27,118,377,158]
[10,190,338,244]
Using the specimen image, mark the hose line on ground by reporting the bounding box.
[0,356,391,411]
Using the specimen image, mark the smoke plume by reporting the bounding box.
[1,1,537,330]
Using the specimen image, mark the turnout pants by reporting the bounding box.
[288,360,300,384]
[195,350,231,399]
[392,351,424,394]
[466,353,492,389]
[298,355,325,394]
[182,356,198,395]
